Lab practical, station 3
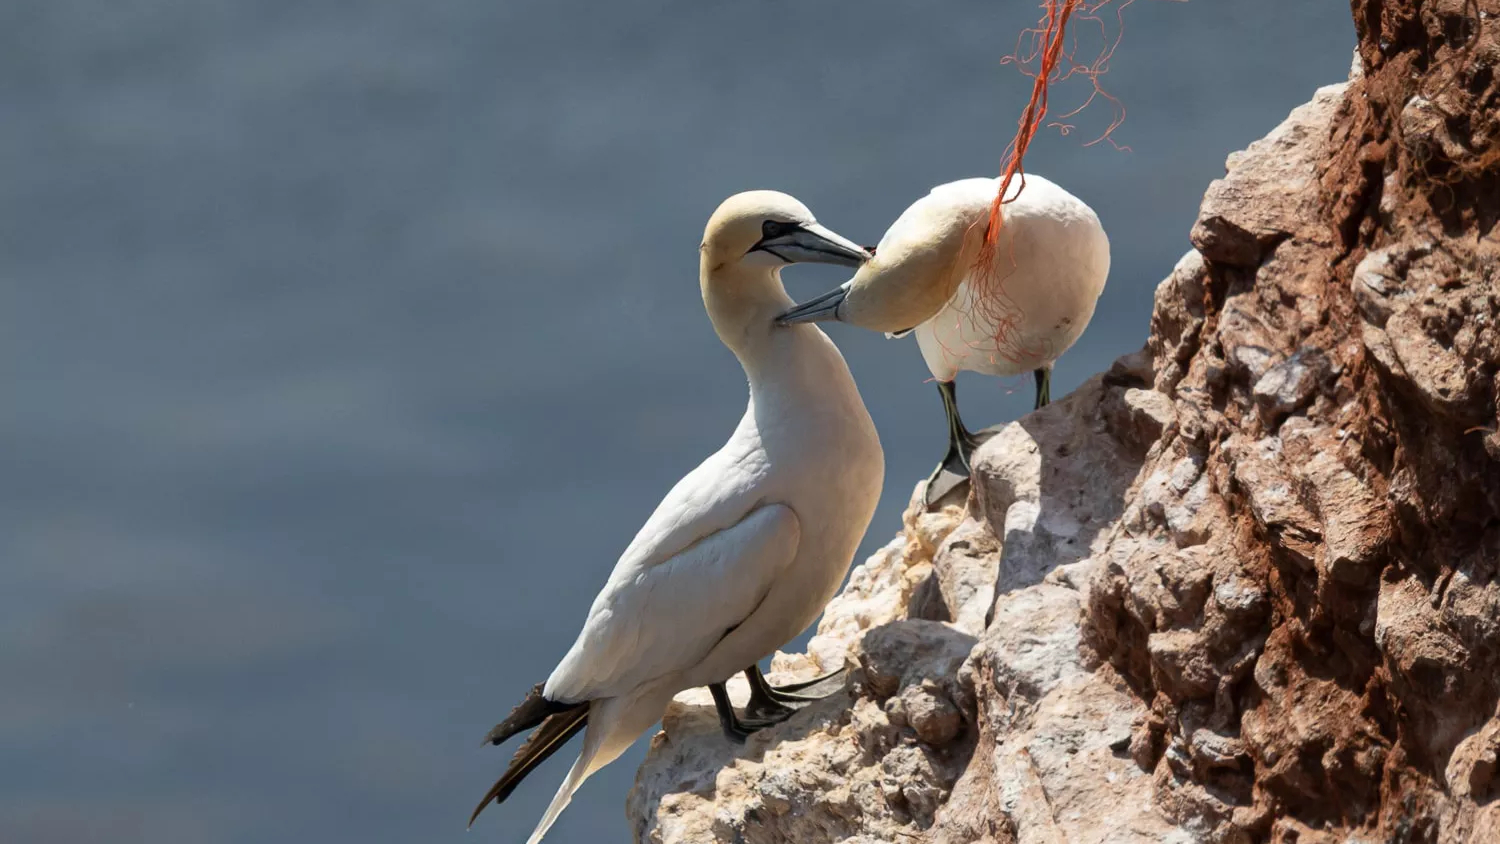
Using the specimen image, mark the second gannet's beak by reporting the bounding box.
[750,222,870,269]
[776,281,851,325]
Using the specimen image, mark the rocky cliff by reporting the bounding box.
[628,3,1500,841]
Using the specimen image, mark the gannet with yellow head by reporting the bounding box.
[469,191,882,844]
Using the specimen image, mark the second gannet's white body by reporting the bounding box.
[780,175,1110,382]
[471,191,883,844]
[900,178,1116,383]
[777,175,1109,507]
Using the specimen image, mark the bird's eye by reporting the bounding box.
[762,220,787,238]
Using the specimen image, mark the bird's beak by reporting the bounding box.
[776,281,851,325]
[752,223,870,268]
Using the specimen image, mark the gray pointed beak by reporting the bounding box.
[776,281,851,325]
[753,223,870,268]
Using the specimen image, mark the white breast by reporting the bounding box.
[914,175,1110,381]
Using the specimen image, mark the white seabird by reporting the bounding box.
[469,191,884,843]
[777,175,1109,506]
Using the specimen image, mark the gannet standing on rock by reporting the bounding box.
[778,175,1109,506]
[469,192,883,843]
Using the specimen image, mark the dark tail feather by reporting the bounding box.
[469,706,589,827]
[480,682,576,747]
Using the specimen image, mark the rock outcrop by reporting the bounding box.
[629,3,1500,841]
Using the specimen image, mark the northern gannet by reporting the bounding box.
[777,175,1109,506]
[469,192,884,843]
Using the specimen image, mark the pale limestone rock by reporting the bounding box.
[1188,83,1347,267]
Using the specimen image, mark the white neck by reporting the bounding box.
[699,261,802,378]
[699,257,866,433]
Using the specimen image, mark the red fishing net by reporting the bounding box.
[963,0,1153,369]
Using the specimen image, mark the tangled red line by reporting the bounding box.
[965,0,1158,366]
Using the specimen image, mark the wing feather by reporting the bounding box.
[544,503,799,702]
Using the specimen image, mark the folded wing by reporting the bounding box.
[544,502,800,703]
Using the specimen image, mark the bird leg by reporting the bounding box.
[709,682,789,744]
[743,668,801,720]
[924,379,982,508]
[759,663,849,695]
[742,664,846,718]
[1034,367,1051,410]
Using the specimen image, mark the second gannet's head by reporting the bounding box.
[701,191,870,274]
[776,177,1001,333]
